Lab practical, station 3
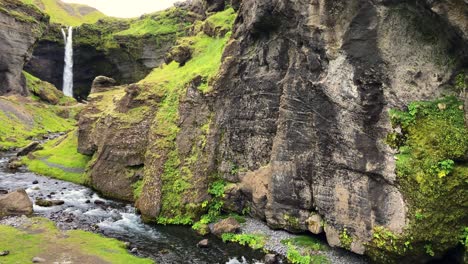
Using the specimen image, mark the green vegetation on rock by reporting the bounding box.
[221,233,266,250]
[369,96,468,262]
[0,217,153,264]
[115,8,189,37]
[21,0,105,26]
[23,130,91,184]
[285,243,330,264]
[138,15,233,223]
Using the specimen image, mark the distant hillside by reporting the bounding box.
[21,0,105,26]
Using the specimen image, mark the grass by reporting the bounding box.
[0,96,76,150]
[21,0,106,26]
[0,217,153,264]
[23,130,91,184]
[221,233,267,250]
[115,8,189,37]
[281,235,328,251]
[204,8,236,35]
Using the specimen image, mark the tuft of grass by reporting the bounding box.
[221,233,267,250]
[0,217,153,264]
[281,235,328,252]
[21,0,106,26]
[23,130,91,184]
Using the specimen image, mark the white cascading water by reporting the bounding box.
[61,26,73,97]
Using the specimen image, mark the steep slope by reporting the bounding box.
[21,0,105,26]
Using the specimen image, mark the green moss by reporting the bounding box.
[369,96,468,262]
[115,8,189,37]
[221,233,267,250]
[285,243,330,264]
[21,0,106,26]
[283,214,301,230]
[339,228,353,250]
[281,236,328,252]
[203,8,236,35]
[23,130,91,184]
[0,217,152,264]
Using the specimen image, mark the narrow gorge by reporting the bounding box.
[0,0,467,264]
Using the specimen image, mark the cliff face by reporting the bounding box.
[0,0,48,95]
[209,0,466,253]
[26,8,191,99]
[77,0,467,261]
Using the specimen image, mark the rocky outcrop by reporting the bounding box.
[90,76,116,93]
[0,0,48,96]
[0,189,33,217]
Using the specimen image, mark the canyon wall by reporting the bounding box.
[77,0,467,261]
[0,0,48,95]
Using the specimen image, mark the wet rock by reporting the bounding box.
[85,200,91,204]
[0,250,9,256]
[35,199,65,207]
[32,180,39,184]
[32,256,45,263]
[197,239,209,248]
[263,254,278,264]
[7,157,22,170]
[31,187,40,191]
[0,189,33,217]
[0,190,8,195]
[130,248,138,254]
[91,76,116,94]
[211,217,241,236]
[124,242,131,249]
[17,142,41,157]
[94,200,105,205]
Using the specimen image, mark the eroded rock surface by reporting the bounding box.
[0,0,48,95]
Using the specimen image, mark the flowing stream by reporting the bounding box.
[61,26,73,97]
[0,153,264,264]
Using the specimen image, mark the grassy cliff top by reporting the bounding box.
[21,0,106,26]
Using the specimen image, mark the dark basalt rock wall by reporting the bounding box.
[0,0,48,96]
[207,0,467,254]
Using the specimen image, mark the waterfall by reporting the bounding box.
[61,26,73,97]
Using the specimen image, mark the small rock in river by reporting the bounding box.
[0,250,9,256]
[0,189,8,195]
[35,199,65,207]
[32,256,46,263]
[131,248,138,254]
[263,254,278,264]
[197,239,209,248]
[85,200,91,204]
[124,242,131,249]
[31,187,40,191]
[32,180,38,184]
[94,200,105,205]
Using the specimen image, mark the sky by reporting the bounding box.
[62,0,181,18]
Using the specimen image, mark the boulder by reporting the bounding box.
[211,217,241,236]
[197,239,209,248]
[0,189,33,216]
[90,76,116,94]
[0,250,9,256]
[35,199,65,207]
[17,141,41,157]
[32,257,45,263]
[306,214,324,235]
[165,45,193,66]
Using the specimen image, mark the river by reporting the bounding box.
[0,152,265,264]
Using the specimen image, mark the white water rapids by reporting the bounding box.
[61,26,73,97]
